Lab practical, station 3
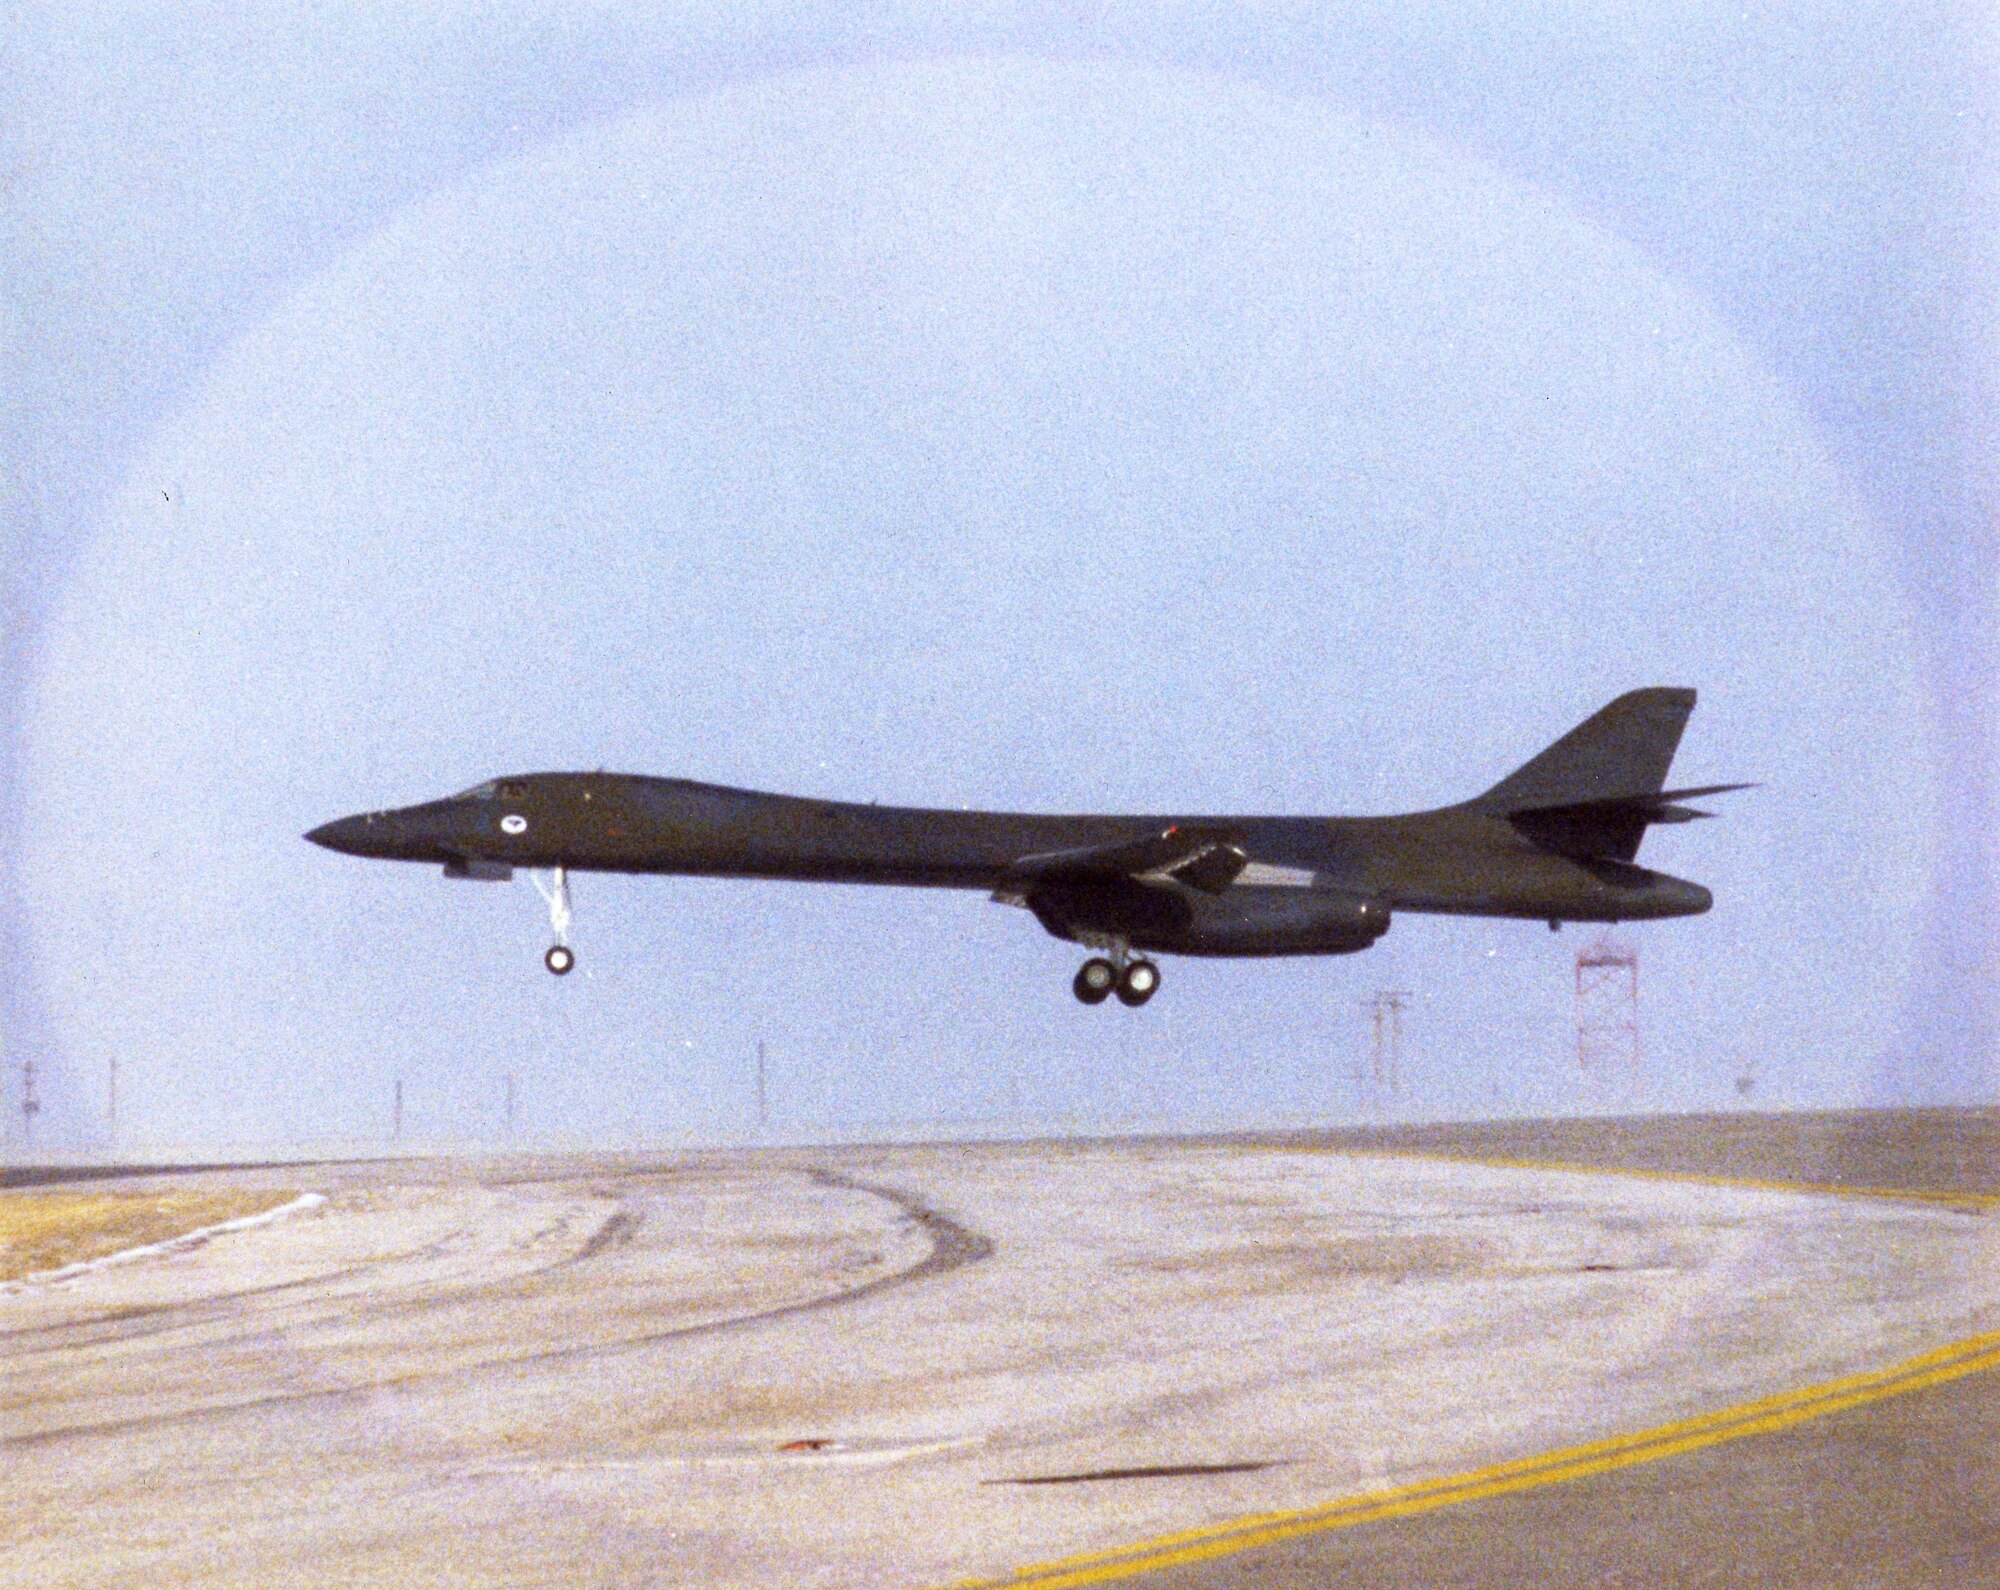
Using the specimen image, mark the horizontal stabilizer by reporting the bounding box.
[1008,826,1250,895]
[1648,782,1758,804]
[1509,784,1753,864]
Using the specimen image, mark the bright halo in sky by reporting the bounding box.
[21,58,1934,1146]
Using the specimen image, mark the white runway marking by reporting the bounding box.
[0,1192,326,1293]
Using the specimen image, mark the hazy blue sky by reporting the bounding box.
[4,6,1994,1152]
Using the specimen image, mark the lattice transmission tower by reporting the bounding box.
[1575,935,1640,1102]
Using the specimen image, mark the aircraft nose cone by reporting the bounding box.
[305,814,375,855]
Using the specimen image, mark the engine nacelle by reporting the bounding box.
[1028,882,1390,957]
[1174,887,1391,955]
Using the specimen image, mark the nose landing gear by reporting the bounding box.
[531,868,575,975]
[1071,938,1159,1008]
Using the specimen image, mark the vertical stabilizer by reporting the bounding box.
[1475,688,1697,811]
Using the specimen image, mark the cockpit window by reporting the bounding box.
[456,778,528,801]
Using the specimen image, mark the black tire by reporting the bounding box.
[1116,959,1159,1007]
[545,945,575,976]
[1073,958,1116,1005]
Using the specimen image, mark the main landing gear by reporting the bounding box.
[532,867,575,975]
[1072,940,1159,1008]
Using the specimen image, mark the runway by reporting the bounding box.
[3,1113,1996,1587]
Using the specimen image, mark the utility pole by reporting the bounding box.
[504,1073,517,1140]
[1363,991,1411,1112]
[756,1041,769,1133]
[392,1077,404,1144]
[21,1059,41,1148]
[107,1057,118,1148]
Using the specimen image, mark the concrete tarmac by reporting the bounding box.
[1132,1109,2000,1590]
[3,1111,1996,1587]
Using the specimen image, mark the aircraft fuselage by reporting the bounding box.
[306,689,1737,999]
[307,774,1709,940]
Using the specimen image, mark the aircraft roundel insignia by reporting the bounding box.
[500,814,528,835]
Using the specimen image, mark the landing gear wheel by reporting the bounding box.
[532,869,576,977]
[1073,958,1117,1005]
[1116,959,1159,1007]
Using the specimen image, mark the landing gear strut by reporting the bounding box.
[532,867,574,975]
[1071,938,1159,1008]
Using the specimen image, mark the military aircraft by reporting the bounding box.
[306,687,1743,1006]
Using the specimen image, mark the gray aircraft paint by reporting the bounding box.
[309,689,1735,997]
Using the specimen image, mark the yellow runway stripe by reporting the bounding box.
[937,1149,2000,1590]
[948,1329,2000,1590]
